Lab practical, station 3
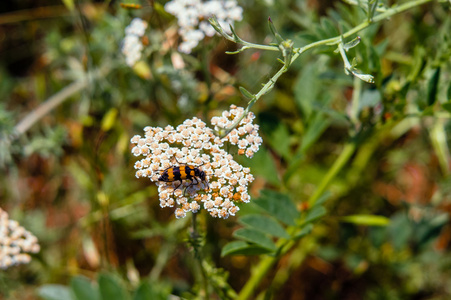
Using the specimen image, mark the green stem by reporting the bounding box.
[191,213,209,299]
[237,237,295,300]
[220,63,289,138]
[308,142,357,207]
[350,76,363,127]
[430,118,451,176]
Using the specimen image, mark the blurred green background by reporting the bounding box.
[1,0,451,299]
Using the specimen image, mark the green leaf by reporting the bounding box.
[239,86,254,99]
[293,61,321,119]
[98,274,128,300]
[303,206,327,224]
[300,113,331,153]
[312,191,331,208]
[229,24,240,40]
[221,241,274,256]
[320,17,339,38]
[153,3,172,18]
[101,108,118,132]
[427,67,441,106]
[239,214,290,238]
[254,190,298,226]
[268,17,277,37]
[38,285,73,300]
[61,0,75,11]
[388,213,412,250]
[340,214,390,226]
[233,228,277,251]
[369,0,380,19]
[293,223,313,240]
[443,102,451,113]
[244,147,280,186]
[344,36,361,51]
[133,282,167,300]
[268,17,284,43]
[71,276,100,300]
[415,213,448,247]
[267,123,292,160]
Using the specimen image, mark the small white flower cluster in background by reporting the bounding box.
[211,106,262,158]
[164,0,243,53]
[121,18,148,66]
[0,207,40,270]
[131,105,261,219]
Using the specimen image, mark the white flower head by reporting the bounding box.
[164,0,243,53]
[125,18,148,36]
[121,18,148,66]
[0,208,40,270]
[131,105,261,219]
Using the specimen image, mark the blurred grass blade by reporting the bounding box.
[429,118,451,176]
[341,214,390,226]
[101,108,118,131]
[427,67,441,106]
[61,0,75,11]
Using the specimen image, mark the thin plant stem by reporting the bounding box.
[191,212,209,300]
[13,66,109,139]
[307,142,357,207]
[350,76,363,127]
[13,79,87,136]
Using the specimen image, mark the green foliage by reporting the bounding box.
[254,190,298,226]
[2,0,451,299]
[38,275,170,300]
[71,276,100,300]
[38,285,72,300]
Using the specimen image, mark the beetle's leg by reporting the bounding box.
[172,180,182,196]
[184,177,200,196]
[173,156,184,166]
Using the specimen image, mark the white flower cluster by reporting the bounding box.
[164,0,243,53]
[211,106,262,158]
[131,105,261,219]
[0,208,40,270]
[121,18,148,66]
